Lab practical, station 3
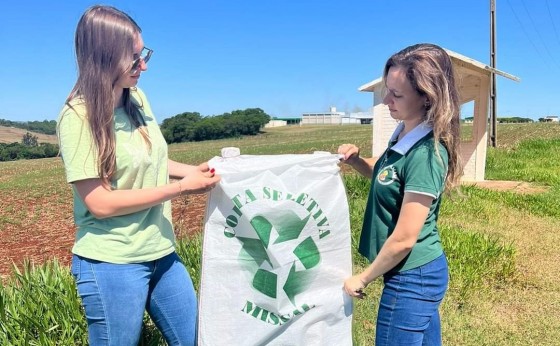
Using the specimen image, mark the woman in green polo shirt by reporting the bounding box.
[57,5,220,345]
[338,43,462,346]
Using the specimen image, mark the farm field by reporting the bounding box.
[0,126,57,144]
[1,123,560,345]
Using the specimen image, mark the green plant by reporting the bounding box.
[0,260,87,345]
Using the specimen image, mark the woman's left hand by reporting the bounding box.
[344,275,367,299]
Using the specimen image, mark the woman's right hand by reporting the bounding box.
[344,274,368,299]
[178,167,221,195]
[337,143,360,166]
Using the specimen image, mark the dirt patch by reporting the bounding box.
[464,180,549,194]
[0,194,207,281]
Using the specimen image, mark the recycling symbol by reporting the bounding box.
[236,210,321,306]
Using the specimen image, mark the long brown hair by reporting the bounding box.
[383,43,463,192]
[66,5,150,189]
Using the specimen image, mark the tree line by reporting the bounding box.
[0,119,57,135]
[498,117,534,123]
[0,108,270,161]
[462,116,535,123]
[0,133,59,161]
[160,108,270,143]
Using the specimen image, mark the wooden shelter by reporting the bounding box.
[359,48,519,181]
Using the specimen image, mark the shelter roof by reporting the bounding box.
[358,48,519,92]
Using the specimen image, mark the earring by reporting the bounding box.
[424,100,431,109]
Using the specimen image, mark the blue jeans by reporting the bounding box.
[71,252,197,346]
[376,253,449,346]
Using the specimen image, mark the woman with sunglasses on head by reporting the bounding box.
[57,5,220,345]
[338,43,462,345]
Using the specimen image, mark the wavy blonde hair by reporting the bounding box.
[66,5,150,189]
[383,43,463,192]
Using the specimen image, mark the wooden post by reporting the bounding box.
[490,0,498,147]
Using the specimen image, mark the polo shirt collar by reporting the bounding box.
[389,121,433,155]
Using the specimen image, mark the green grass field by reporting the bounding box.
[1,123,560,345]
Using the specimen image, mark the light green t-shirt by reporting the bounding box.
[359,122,447,272]
[57,88,175,263]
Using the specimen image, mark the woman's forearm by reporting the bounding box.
[168,159,198,179]
[351,156,378,179]
[77,179,182,219]
[358,236,414,284]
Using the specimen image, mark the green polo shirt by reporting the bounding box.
[359,122,447,272]
[57,88,175,263]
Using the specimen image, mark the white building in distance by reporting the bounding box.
[301,106,373,125]
[543,115,559,122]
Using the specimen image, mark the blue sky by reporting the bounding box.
[0,0,559,122]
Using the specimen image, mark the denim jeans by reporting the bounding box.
[376,253,449,346]
[71,252,197,346]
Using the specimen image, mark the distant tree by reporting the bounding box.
[160,108,270,144]
[161,112,202,143]
[194,116,226,141]
[22,132,38,147]
[0,142,59,162]
[0,143,21,161]
[40,143,59,157]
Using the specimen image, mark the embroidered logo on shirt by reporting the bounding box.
[377,165,399,185]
